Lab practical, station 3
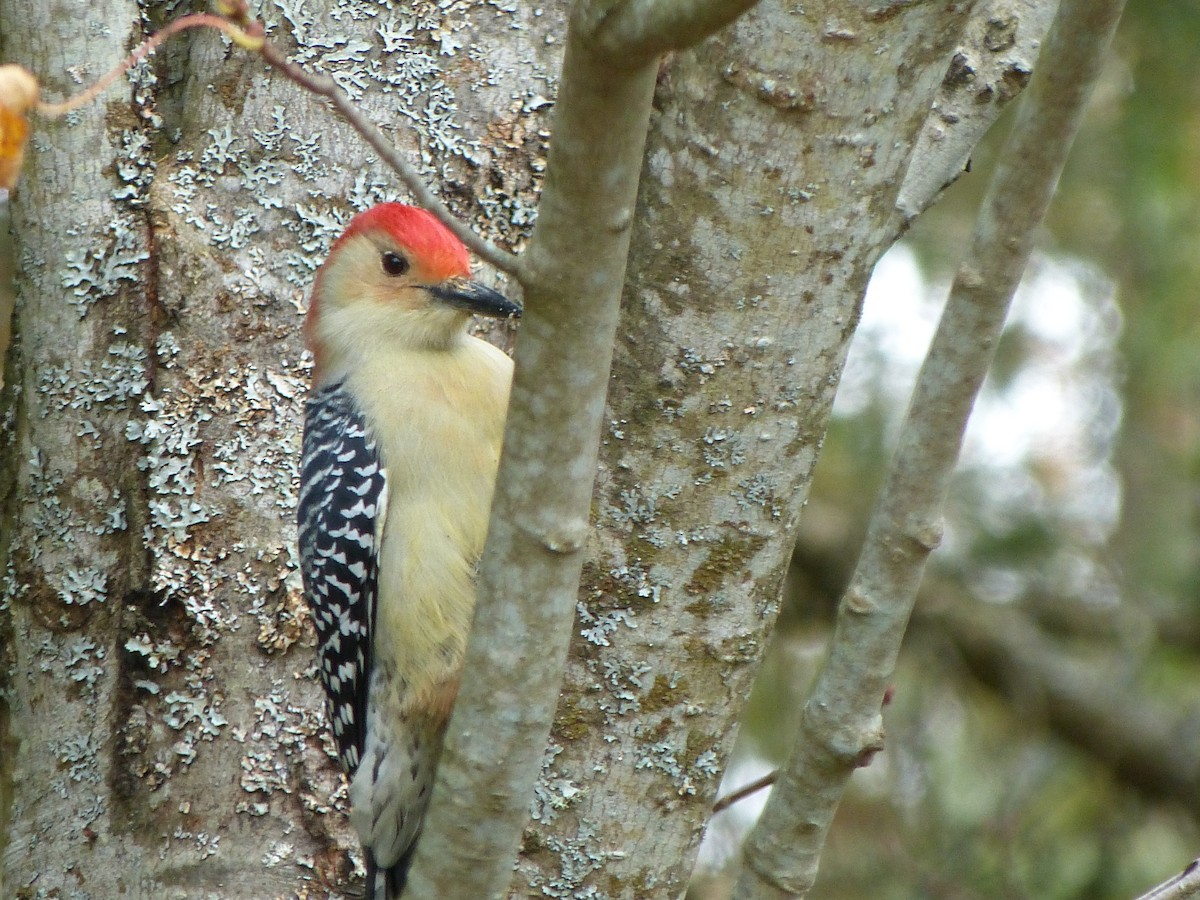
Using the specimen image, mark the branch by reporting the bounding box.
[8,3,519,275]
[33,14,263,118]
[1,14,259,189]
[581,0,761,67]
[405,0,764,894]
[1133,859,1200,900]
[933,601,1200,812]
[400,36,659,900]
[896,0,1060,219]
[714,771,779,816]
[255,40,519,276]
[733,0,1127,896]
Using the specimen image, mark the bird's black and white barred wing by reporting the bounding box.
[298,379,387,776]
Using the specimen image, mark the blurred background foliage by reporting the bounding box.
[1,2,1195,897]
[695,3,1200,898]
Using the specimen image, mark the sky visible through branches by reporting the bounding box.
[696,240,1125,877]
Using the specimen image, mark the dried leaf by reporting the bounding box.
[0,64,39,190]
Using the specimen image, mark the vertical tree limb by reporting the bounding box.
[404,0,762,892]
[533,0,979,891]
[734,0,1127,896]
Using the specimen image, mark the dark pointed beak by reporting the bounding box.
[427,278,522,319]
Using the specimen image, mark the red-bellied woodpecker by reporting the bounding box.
[298,203,519,898]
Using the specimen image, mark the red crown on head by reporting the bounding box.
[335,203,470,282]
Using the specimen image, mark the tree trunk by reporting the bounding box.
[512,1,991,892]
[0,0,1055,895]
[0,0,558,893]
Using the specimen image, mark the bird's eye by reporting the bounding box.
[381,252,409,276]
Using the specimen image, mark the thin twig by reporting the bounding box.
[256,38,520,277]
[713,770,779,815]
[35,14,261,118]
[31,6,519,277]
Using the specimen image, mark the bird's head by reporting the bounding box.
[306,203,520,381]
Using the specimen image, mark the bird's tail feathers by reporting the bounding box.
[366,847,416,900]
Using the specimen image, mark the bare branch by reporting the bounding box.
[935,602,1200,811]
[402,36,662,899]
[32,13,262,119]
[733,0,1127,896]
[896,0,1060,219]
[581,0,762,66]
[714,771,779,816]
[256,41,520,276]
[404,0,781,890]
[1133,859,1200,900]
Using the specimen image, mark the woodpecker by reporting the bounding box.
[297,203,519,898]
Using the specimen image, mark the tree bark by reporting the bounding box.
[0,0,1062,896]
[508,0,1035,894]
[0,0,560,894]
[732,1,1124,894]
